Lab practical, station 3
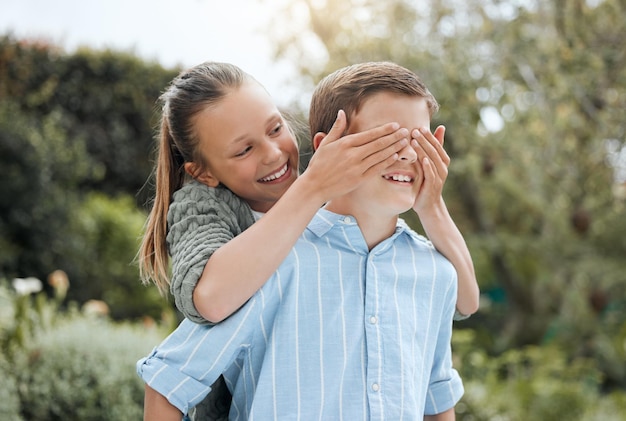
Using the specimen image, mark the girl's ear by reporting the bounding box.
[184,162,220,187]
[312,132,328,151]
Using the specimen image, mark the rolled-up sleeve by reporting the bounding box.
[137,298,261,415]
[425,369,464,415]
[137,347,213,415]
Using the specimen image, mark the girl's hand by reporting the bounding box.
[305,110,410,200]
[411,125,450,214]
[409,126,480,317]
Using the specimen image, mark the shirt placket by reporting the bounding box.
[364,252,384,420]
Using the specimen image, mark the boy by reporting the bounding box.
[138,61,465,420]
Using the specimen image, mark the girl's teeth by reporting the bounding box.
[261,165,287,182]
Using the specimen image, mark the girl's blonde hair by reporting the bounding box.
[138,62,249,295]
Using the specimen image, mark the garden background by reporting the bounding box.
[1,0,625,419]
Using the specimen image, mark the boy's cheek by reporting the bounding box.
[413,173,425,197]
[415,160,425,184]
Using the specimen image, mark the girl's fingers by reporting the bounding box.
[359,127,409,159]
[344,126,408,174]
[317,114,407,170]
[412,138,427,159]
[316,110,348,148]
[349,122,403,148]
[412,127,450,168]
[422,156,436,181]
[360,137,410,175]
[433,125,445,146]
[410,140,448,185]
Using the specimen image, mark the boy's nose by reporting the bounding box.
[398,143,417,162]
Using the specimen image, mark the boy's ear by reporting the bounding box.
[184,162,220,187]
[312,132,328,151]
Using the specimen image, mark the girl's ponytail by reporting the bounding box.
[138,116,186,295]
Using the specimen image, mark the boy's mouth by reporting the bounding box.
[258,163,289,183]
[383,173,414,183]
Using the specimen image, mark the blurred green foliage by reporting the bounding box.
[13,317,152,420]
[0,35,177,320]
[1,280,625,420]
[0,284,170,420]
[0,36,177,199]
[59,193,167,319]
[0,100,90,287]
[453,329,626,420]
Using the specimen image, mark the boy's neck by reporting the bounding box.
[324,200,399,250]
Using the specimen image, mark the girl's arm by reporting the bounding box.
[144,385,183,421]
[194,111,410,322]
[425,408,456,421]
[411,126,479,318]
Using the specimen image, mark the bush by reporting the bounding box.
[0,283,173,420]
[0,356,21,420]
[12,315,166,420]
[59,192,170,320]
[453,329,626,420]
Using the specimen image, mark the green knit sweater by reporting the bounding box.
[167,180,255,324]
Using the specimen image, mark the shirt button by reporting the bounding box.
[369,315,378,324]
[343,216,353,224]
[372,383,380,392]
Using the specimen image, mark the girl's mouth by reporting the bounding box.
[258,163,289,183]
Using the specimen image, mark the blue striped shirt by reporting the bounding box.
[137,209,463,420]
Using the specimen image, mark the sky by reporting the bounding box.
[0,0,299,106]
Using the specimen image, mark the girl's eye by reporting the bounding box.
[235,146,252,157]
[270,123,283,136]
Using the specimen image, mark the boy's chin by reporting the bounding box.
[387,202,415,217]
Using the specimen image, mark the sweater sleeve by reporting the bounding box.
[167,181,255,324]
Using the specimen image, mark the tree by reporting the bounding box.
[0,35,178,203]
[0,101,91,281]
[0,36,177,319]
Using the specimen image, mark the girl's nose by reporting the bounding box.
[398,143,417,163]
[262,140,282,164]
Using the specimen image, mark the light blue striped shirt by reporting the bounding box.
[137,209,463,420]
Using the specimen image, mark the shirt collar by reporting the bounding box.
[307,208,346,237]
[308,208,416,241]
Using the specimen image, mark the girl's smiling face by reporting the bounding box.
[189,81,299,212]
